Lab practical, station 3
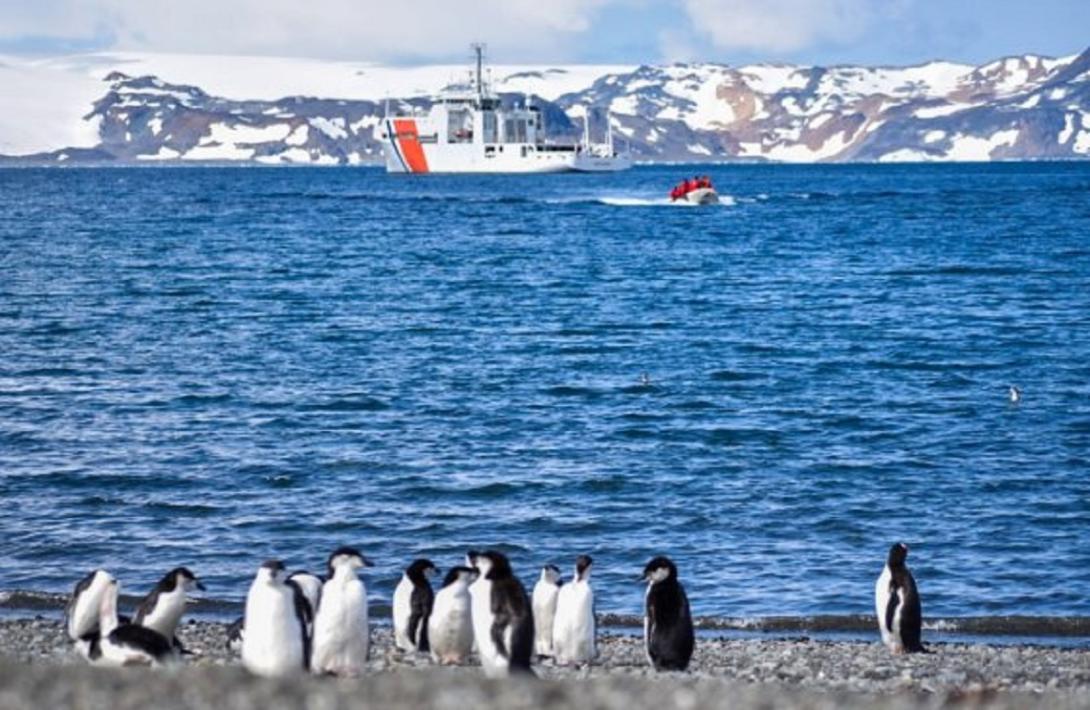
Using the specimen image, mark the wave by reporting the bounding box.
[5,590,1085,640]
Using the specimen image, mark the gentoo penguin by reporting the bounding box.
[875,542,927,654]
[133,567,204,647]
[427,565,477,665]
[311,547,373,676]
[469,550,534,677]
[552,555,596,666]
[641,556,694,672]
[77,575,176,667]
[65,569,114,642]
[393,558,439,652]
[241,560,310,676]
[531,564,562,657]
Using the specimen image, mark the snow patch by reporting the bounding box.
[944,129,1019,161]
[923,130,946,144]
[879,149,934,162]
[309,116,347,139]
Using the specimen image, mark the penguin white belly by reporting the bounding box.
[69,597,102,640]
[470,578,507,677]
[97,635,161,667]
[68,584,109,640]
[874,565,902,652]
[531,582,559,656]
[140,588,186,638]
[242,585,304,677]
[312,577,369,675]
[391,575,415,651]
[428,587,472,664]
[553,582,595,665]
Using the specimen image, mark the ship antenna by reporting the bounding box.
[472,42,485,100]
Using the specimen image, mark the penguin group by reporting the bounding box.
[64,542,927,677]
[64,567,204,667]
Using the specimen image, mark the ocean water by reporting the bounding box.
[1,163,1088,631]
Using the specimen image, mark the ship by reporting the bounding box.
[377,44,631,174]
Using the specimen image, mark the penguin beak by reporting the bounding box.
[195,580,206,591]
[361,557,375,568]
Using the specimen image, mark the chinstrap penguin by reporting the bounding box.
[311,546,373,676]
[133,567,204,651]
[393,558,439,653]
[78,575,176,667]
[531,564,562,658]
[552,555,596,666]
[875,542,927,654]
[65,569,114,642]
[469,550,535,677]
[427,565,477,665]
[241,560,310,676]
[641,556,694,672]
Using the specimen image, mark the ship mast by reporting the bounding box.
[471,42,485,101]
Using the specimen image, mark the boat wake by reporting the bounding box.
[586,195,736,208]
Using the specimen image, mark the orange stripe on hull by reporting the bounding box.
[393,119,429,174]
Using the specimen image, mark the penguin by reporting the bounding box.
[427,565,477,665]
[469,550,534,677]
[311,546,373,676]
[875,542,927,654]
[531,564,562,657]
[1009,385,1022,404]
[641,556,694,672]
[133,567,204,647]
[228,569,315,655]
[77,575,176,667]
[65,569,113,642]
[552,555,596,666]
[393,558,439,653]
[241,560,310,677]
[225,615,245,654]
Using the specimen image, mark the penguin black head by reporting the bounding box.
[477,550,513,580]
[540,564,562,585]
[327,547,374,577]
[888,542,909,568]
[165,567,205,592]
[406,558,440,583]
[442,566,478,588]
[465,550,480,567]
[575,555,593,582]
[258,560,286,583]
[641,556,677,584]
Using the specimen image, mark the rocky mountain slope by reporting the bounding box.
[1,48,1088,164]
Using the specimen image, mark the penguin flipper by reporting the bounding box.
[409,586,432,652]
[286,580,312,670]
[884,584,900,636]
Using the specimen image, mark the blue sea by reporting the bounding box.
[1,164,1088,639]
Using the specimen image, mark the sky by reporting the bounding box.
[0,0,1087,67]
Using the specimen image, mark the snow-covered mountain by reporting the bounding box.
[1,48,1089,164]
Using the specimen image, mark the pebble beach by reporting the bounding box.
[1,618,1087,709]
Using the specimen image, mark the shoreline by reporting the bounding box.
[4,590,1089,648]
[1,618,1087,709]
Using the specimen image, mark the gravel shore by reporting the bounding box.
[1,618,1087,709]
